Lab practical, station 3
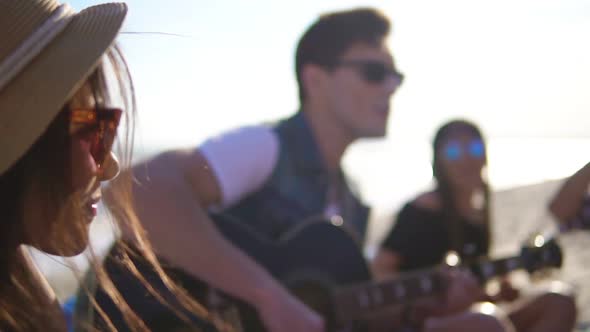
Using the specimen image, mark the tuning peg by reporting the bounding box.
[444,250,461,267]
[522,232,544,248]
[533,234,546,248]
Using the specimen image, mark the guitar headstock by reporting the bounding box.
[520,235,563,274]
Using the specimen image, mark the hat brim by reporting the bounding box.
[0,3,127,174]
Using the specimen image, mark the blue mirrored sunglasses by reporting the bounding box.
[443,139,485,161]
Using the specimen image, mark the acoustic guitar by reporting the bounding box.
[87,214,563,332]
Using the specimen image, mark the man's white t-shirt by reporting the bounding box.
[199,125,279,209]
[199,124,343,218]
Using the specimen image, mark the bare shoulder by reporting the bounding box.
[413,191,442,212]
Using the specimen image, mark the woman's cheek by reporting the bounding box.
[70,138,98,191]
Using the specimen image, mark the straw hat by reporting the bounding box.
[0,0,127,175]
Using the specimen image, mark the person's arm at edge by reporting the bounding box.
[549,161,590,224]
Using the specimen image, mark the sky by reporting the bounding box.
[69,0,590,213]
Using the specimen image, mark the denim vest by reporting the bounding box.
[221,112,370,244]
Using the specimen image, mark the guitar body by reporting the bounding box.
[213,214,370,283]
[88,215,374,332]
[210,214,372,331]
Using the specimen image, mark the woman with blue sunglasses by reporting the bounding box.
[373,120,577,332]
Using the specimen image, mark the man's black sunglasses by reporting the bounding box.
[333,60,404,85]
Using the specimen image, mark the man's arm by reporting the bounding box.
[549,161,590,224]
[121,149,323,332]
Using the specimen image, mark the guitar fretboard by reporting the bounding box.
[469,256,523,282]
[333,268,445,323]
[331,248,555,325]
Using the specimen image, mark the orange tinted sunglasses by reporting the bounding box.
[69,108,122,169]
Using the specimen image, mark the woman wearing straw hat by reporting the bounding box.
[0,1,217,331]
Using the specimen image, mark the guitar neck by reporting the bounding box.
[468,255,524,283]
[332,268,445,323]
[331,253,526,324]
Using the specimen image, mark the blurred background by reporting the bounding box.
[90,0,590,214]
[34,0,590,326]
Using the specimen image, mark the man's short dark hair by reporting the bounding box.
[295,8,391,103]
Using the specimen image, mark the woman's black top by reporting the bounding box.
[381,202,489,271]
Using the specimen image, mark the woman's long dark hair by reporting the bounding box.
[432,119,492,258]
[0,45,229,332]
[0,97,72,331]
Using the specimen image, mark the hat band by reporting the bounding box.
[0,4,75,92]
